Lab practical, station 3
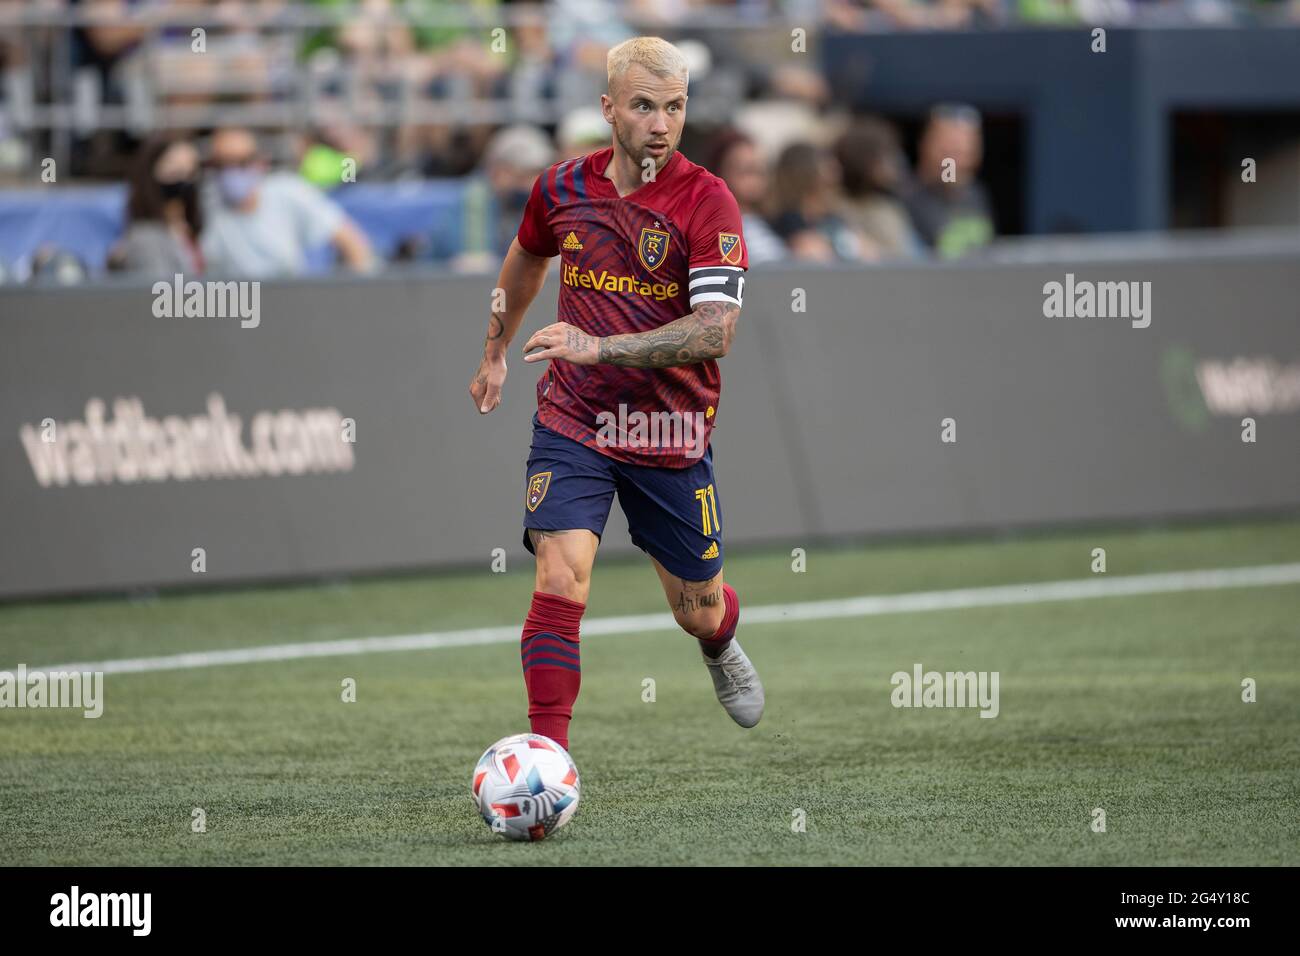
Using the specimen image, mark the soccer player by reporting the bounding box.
[468,37,764,752]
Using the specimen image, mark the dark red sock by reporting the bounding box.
[697,583,740,659]
[520,590,585,750]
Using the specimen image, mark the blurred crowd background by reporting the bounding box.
[1,0,1298,282]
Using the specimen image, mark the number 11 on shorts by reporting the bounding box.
[694,484,720,536]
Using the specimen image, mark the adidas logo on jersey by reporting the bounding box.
[700,542,719,560]
[561,232,583,251]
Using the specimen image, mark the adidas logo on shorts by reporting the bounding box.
[700,541,719,560]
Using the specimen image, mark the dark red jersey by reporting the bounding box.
[515,146,747,468]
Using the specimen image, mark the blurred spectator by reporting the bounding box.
[705,129,787,266]
[109,134,206,276]
[732,96,836,178]
[71,0,149,84]
[298,124,379,187]
[769,142,874,263]
[408,0,506,78]
[452,123,555,272]
[151,0,295,110]
[0,2,34,181]
[903,104,995,258]
[29,245,90,286]
[833,118,924,260]
[304,0,439,97]
[549,0,634,73]
[68,0,152,177]
[508,3,562,101]
[1017,0,1080,22]
[766,64,832,111]
[826,0,1007,29]
[200,126,374,276]
[557,107,610,160]
[387,0,513,176]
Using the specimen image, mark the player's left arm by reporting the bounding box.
[596,300,738,367]
[522,180,748,369]
[521,300,737,369]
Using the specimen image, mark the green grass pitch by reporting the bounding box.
[1,518,1298,865]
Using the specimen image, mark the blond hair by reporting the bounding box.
[607,37,689,97]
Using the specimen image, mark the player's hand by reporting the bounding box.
[522,322,600,366]
[470,351,507,414]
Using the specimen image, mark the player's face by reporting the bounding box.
[604,65,687,174]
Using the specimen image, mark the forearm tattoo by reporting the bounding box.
[598,302,738,368]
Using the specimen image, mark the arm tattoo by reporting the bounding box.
[486,314,504,340]
[598,302,738,368]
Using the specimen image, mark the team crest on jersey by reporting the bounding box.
[718,232,742,265]
[526,471,552,512]
[638,227,671,272]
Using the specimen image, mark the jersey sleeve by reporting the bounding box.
[686,179,747,309]
[515,172,559,258]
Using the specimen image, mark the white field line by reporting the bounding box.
[14,563,1300,677]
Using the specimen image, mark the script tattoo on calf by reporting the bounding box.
[598,302,737,368]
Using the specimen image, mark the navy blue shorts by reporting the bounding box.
[522,416,724,582]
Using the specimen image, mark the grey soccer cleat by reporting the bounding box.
[702,639,765,727]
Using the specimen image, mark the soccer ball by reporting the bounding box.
[471,733,580,841]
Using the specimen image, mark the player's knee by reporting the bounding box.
[536,559,588,604]
[673,601,726,640]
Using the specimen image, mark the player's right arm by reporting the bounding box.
[470,172,559,415]
[469,238,551,414]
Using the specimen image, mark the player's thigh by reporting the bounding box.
[522,422,616,603]
[649,557,726,639]
[529,529,600,604]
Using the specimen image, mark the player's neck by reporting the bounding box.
[604,147,671,198]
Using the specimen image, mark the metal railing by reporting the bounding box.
[0,2,793,173]
[1,1,1294,175]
